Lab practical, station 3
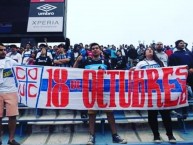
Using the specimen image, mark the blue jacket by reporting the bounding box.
[168,49,193,85]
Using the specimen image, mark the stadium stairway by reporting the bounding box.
[1,103,193,145]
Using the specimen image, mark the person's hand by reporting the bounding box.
[44,38,47,43]
[73,55,83,68]
[189,68,193,74]
[129,67,136,71]
[76,55,83,62]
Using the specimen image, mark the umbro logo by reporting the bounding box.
[37,4,57,12]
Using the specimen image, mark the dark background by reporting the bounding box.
[0,0,66,43]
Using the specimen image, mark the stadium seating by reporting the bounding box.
[1,102,193,144]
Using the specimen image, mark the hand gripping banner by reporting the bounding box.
[13,65,189,110]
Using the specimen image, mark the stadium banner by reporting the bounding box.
[13,65,188,110]
[27,1,64,32]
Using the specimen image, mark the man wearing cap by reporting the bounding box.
[6,45,22,64]
[53,38,71,67]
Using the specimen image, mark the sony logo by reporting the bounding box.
[32,20,59,25]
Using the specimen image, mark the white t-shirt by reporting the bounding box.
[155,51,168,67]
[6,52,22,64]
[22,50,32,65]
[135,59,160,69]
[36,51,53,60]
[0,57,18,93]
[0,69,3,84]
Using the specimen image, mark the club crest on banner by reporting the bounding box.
[13,66,43,107]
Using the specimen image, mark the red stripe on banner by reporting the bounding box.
[31,0,64,2]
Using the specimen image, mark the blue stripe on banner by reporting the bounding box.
[35,67,44,109]
[25,68,28,105]
[40,79,184,93]
[41,79,49,91]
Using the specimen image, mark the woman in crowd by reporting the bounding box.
[133,46,176,143]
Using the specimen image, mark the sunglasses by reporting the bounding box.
[0,49,6,52]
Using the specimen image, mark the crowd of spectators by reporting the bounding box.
[4,41,184,69]
[2,39,193,144]
[4,40,193,104]
[3,40,193,105]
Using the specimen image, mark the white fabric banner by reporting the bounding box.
[13,65,189,110]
